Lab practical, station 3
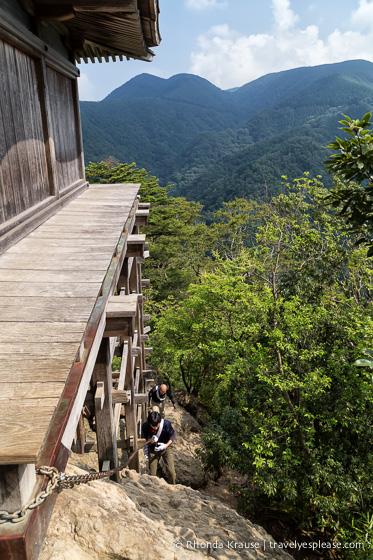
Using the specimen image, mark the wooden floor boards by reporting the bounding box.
[0,183,139,464]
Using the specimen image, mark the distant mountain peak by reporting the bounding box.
[81,59,373,212]
[104,72,224,102]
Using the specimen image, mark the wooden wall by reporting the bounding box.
[0,40,50,224]
[0,6,86,252]
[47,67,83,194]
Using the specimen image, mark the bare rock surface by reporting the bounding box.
[166,401,207,488]
[40,465,293,560]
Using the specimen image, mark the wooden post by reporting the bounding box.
[117,258,130,295]
[92,338,118,475]
[0,464,36,512]
[123,337,139,471]
[75,411,86,454]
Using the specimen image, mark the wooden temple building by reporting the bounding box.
[0,1,161,558]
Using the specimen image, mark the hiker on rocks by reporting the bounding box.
[142,410,176,485]
[148,383,176,419]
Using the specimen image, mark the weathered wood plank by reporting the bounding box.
[0,282,100,297]
[0,254,112,267]
[0,342,79,358]
[0,399,60,463]
[6,244,117,255]
[0,360,72,382]
[0,322,86,342]
[9,237,118,247]
[0,300,95,322]
[0,382,65,401]
[0,296,95,307]
[0,270,106,282]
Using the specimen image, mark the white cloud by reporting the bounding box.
[351,0,373,30]
[185,0,227,10]
[189,0,373,89]
[77,73,96,101]
[272,0,298,31]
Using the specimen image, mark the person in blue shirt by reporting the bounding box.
[142,411,176,484]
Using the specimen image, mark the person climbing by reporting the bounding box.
[142,410,176,484]
[148,383,176,419]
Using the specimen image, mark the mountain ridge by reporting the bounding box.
[80,59,373,211]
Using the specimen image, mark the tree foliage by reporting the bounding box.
[85,160,216,303]
[87,159,373,552]
[150,176,373,548]
[325,112,373,255]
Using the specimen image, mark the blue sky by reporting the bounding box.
[78,0,373,101]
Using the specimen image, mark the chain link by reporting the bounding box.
[0,467,61,525]
[0,441,147,524]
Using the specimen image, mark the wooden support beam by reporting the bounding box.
[85,437,148,453]
[104,294,138,337]
[94,381,105,410]
[127,234,146,245]
[135,209,149,226]
[104,316,135,337]
[126,234,146,258]
[134,367,140,394]
[144,325,151,334]
[112,389,131,405]
[106,294,138,316]
[135,393,148,405]
[117,258,130,295]
[92,339,118,475]
[143,314,150,322]
[75,412,86,455]
[132,346,141,356]
[123,337,138,471]
[140,334,149,342]
[144,347,153,355]
[141,279,151,287]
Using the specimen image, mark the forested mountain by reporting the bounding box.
[80,59,373,211]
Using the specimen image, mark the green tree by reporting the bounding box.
[85,161,217,303]
[151,177,373,546]
[324,112,373,255]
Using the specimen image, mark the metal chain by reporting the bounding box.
[0,467,60,525]
[0,441,148,524]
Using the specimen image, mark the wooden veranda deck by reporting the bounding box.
[0,182,153,559]
[0,183,140,465]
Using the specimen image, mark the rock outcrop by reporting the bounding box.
[40,465,293,560]
[166,402,207,488]
[41,401,294,560]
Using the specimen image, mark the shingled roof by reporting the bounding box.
[24,0,161,63]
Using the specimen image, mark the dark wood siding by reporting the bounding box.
[47,67,82,194]
[0,40,50,224]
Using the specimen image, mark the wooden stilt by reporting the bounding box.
[75,411,86,454]
[123,336,139,471]
[92,338,118,476]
